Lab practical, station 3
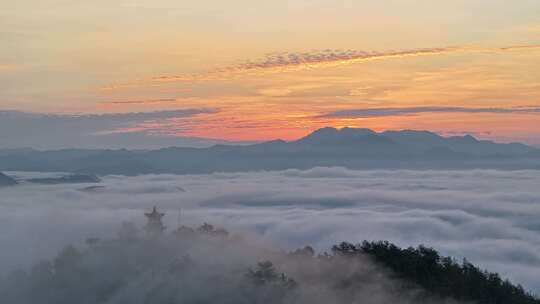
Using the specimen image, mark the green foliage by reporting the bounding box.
[339,241,540,304]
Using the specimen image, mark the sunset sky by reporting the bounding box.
[2,0,540,145]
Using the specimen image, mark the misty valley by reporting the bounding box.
[1,168,540,303]
[2,212,537,304]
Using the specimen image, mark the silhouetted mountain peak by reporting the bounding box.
[297,127,386,145]
[449,134,478,143]
[304,127,339,137]
[340,127,376,135]
[382,129,442,139]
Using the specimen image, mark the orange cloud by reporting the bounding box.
[149,47,460,83]
[317,106,540,119]
[101,98,176,105]
[99,44,540,91]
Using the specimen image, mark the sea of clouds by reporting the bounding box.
[1,168,540,293]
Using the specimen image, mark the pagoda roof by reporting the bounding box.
[145,206,165,218]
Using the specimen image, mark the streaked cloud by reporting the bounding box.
[0,109,216,122]
[138,44,540,85]
[146,47,457,84]
[101,98,177,105]
[318,106,540,119]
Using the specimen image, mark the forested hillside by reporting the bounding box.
[338,241,539,304]
[1,223,536,304]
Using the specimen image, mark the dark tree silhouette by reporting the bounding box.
[337,241,540,304]
[2,223,538,304]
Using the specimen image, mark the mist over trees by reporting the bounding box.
[1,220,536,304]
[340,241,540,304]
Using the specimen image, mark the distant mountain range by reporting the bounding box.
[0,128,539,175]
[25,174,101,185]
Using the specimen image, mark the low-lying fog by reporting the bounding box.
[1,168,539,292]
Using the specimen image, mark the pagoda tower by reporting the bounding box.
[144,206,166,235]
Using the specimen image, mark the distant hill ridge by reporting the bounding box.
[0,128,538,175]
[0,172,17,187]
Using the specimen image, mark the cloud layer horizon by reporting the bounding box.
[1,168,540,293]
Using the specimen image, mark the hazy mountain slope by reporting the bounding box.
[0,172,17,187]
[380,130,533,155]
[0,128,538,175]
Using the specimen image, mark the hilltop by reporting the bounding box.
[0,172,17,187]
